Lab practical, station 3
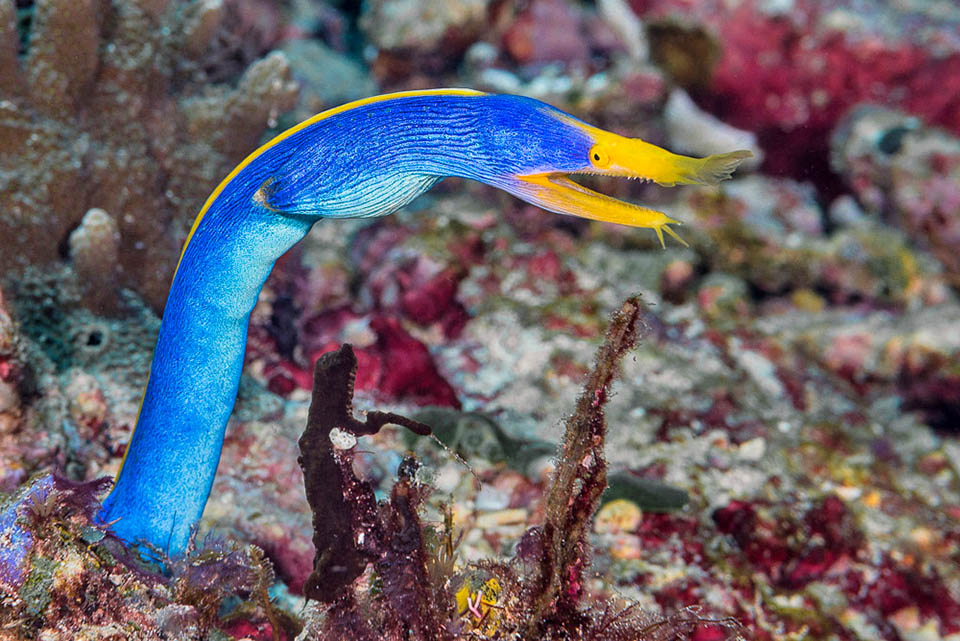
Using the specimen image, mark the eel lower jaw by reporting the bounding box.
[509,172,689,248]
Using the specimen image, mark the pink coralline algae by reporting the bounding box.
[220,619,284,641]
[709,494,960,639]
[361,253,469,336]
[631,0,960,182]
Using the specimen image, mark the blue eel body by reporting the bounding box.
[97,89,748,555]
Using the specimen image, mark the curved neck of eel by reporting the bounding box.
[95,102,473,556]
[99,194,314,555]
[93,91,748,557]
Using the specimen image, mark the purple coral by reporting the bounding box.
[0,474,55,591]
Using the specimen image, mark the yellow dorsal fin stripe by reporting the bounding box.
[176,88,488,271]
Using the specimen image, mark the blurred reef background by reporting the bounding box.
[2,0,960,639]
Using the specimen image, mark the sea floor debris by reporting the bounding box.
[293,299,742,641]
[3,0,960,639]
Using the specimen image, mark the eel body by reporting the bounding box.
[98,89,750,554]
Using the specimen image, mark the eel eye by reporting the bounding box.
[590,145,610,168]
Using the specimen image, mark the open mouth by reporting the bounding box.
[513,172,689,247]
[510,149,752,248]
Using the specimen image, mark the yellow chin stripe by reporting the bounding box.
[516,173,688,248]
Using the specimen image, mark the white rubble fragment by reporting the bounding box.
[665,88,763,168]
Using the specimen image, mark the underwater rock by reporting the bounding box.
[361,0,490,52]
[831,105,960,282]
[696,272,752,326]
[205,413,316,593]
[0,282,69,492]
[791,304,960,431]
[0,0,298,310]
[360,0,491,86]
[0,471,290,639]
[597,0,648,62]
[207,0,316,67]
[0,475,159,636]
[280,39,378,122]
[2,266,166,485]
[677,173,951,307]
[633,0,960,181]
[0,285,24,443]
[664,88,762,167]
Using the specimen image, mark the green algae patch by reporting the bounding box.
[19,556,54,618]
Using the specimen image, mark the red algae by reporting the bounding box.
[633,0,960,184]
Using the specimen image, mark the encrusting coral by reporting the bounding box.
[0,0,298,310]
